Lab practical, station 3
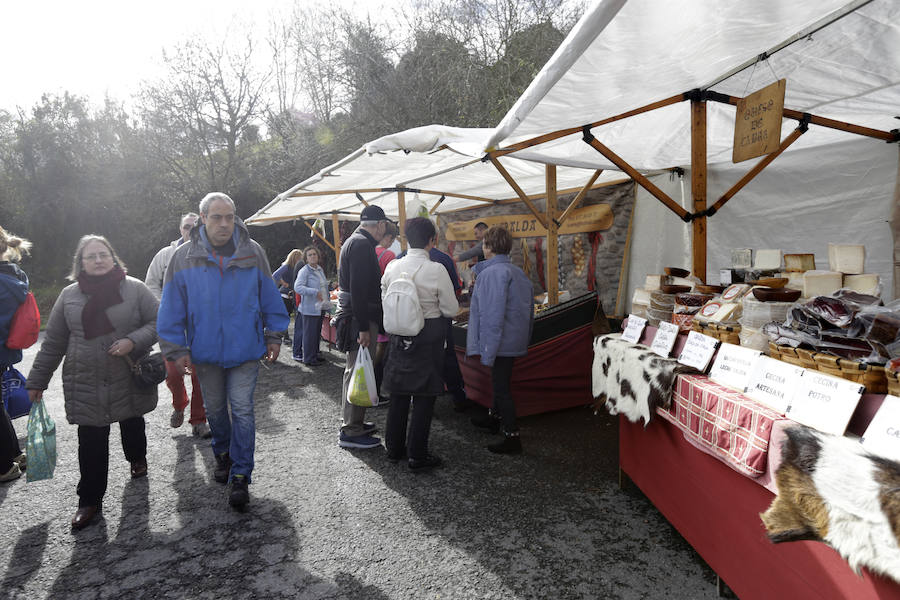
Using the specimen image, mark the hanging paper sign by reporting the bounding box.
[650,321,679,357]
[733,79,786,163]
[709,343,763,391]
[621,315,647,344]
[744,356,804,414]
[861,395,900,462]
[786,371,863,436]
[677,331,719,372]
[444,205,613,241]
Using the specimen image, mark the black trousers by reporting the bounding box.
[0,405,21,472]
[442,318,466,403]
[491,356,517,433]
[76,416,146,507]
[384,395,436,461]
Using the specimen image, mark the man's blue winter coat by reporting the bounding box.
[157,218,289,368]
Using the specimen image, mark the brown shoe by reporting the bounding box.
[71,505,100,530]
[130,460,148,479]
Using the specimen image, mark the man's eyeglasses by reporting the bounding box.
[83,252,112,262]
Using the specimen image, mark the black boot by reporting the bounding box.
[214,452,232,484]
[471,412,501,434]
[488,431,522,455]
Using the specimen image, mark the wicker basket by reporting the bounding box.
[693,321,741,345]
[886,368,900,396]
[767,342,887,393]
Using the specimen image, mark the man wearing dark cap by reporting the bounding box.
[336,205,391,449]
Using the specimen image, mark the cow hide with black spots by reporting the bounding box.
[591,334,689,425]
[761,425,900,583]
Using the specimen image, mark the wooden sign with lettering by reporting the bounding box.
[787,371,863,436]
[708,343,762,391]
[650,321,679,357]
[744,356,803,414]
[444,204,613,241]
[733,79,786,163]
[861,395,900,462]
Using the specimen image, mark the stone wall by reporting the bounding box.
[437,181,635,316]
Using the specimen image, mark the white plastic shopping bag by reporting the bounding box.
[347,347,378,407]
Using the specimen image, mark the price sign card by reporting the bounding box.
[677,331,719,372]
[860,395,900,462]
[650,321,679,357]
[709,343,763,391]
[786,371,863,436]
[621,315,647,344]
[744,356,804,414]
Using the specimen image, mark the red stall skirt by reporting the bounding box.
[454,324,593,417]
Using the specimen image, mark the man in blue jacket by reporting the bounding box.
[157,193,289,511]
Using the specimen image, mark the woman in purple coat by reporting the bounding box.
[466,226,533,454]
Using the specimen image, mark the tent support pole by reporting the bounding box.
[546,165,560,305]
[300,219,336,252]
[557,170,604,227]
[398,190,407,252]
[706,93,898,143]
[708,125,808,215]
[581,132,691,221]
[489,156,550,229]
[490,93,686,158]
[332,212,341,269]
[691,99,708,283]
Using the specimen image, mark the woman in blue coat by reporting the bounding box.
[466,226,533,454]
[293,246,329,366]
[0,226,32,482]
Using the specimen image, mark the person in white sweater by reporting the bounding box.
[380,218,458,471]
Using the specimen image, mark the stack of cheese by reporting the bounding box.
[630,273,695,319]
[647,291,675,326]
[828,244,880,296]
[777,253,814,291]
[695,283,752,326]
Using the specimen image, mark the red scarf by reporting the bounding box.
[77,266,126,340]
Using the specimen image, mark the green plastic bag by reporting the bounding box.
[347,347,378,407]
[25,400,56,482]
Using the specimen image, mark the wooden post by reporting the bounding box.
[398,189,408,252]
[331,212,341,269]
[546,164,559,305]
[691,99,707,283]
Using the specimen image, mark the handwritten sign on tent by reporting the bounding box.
[444,204,613,241]
[733,79,786,163]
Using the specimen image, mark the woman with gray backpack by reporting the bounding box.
[380,218,458,471]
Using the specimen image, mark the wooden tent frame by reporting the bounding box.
[484,88,899,287]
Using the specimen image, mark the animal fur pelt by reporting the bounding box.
[591,334,689,425]
[761,425,900,583]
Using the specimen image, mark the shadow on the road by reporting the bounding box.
[1,521,50,593]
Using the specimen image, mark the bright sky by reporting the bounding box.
[2,0,396,113]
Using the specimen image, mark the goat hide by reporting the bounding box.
[591,334,688,425]
[761,425,900,583]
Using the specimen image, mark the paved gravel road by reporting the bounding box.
[0,334,721,600]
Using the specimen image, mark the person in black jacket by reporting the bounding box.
[336,206,391,449]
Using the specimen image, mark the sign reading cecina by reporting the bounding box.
[444,204,613,241]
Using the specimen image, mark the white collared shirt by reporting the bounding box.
[381,248,459,319]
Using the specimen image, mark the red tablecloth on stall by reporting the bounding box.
[657,374,785,478]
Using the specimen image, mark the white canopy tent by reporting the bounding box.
[484,0,900,300]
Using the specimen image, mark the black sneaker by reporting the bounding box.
[471,413,501,434]
[214,453,232,484]
[408,454,442,471]
[229,475,249,510]
[488,433,522,455]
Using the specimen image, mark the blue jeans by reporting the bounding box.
[301,312,323,363]
[194,360,259,482]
